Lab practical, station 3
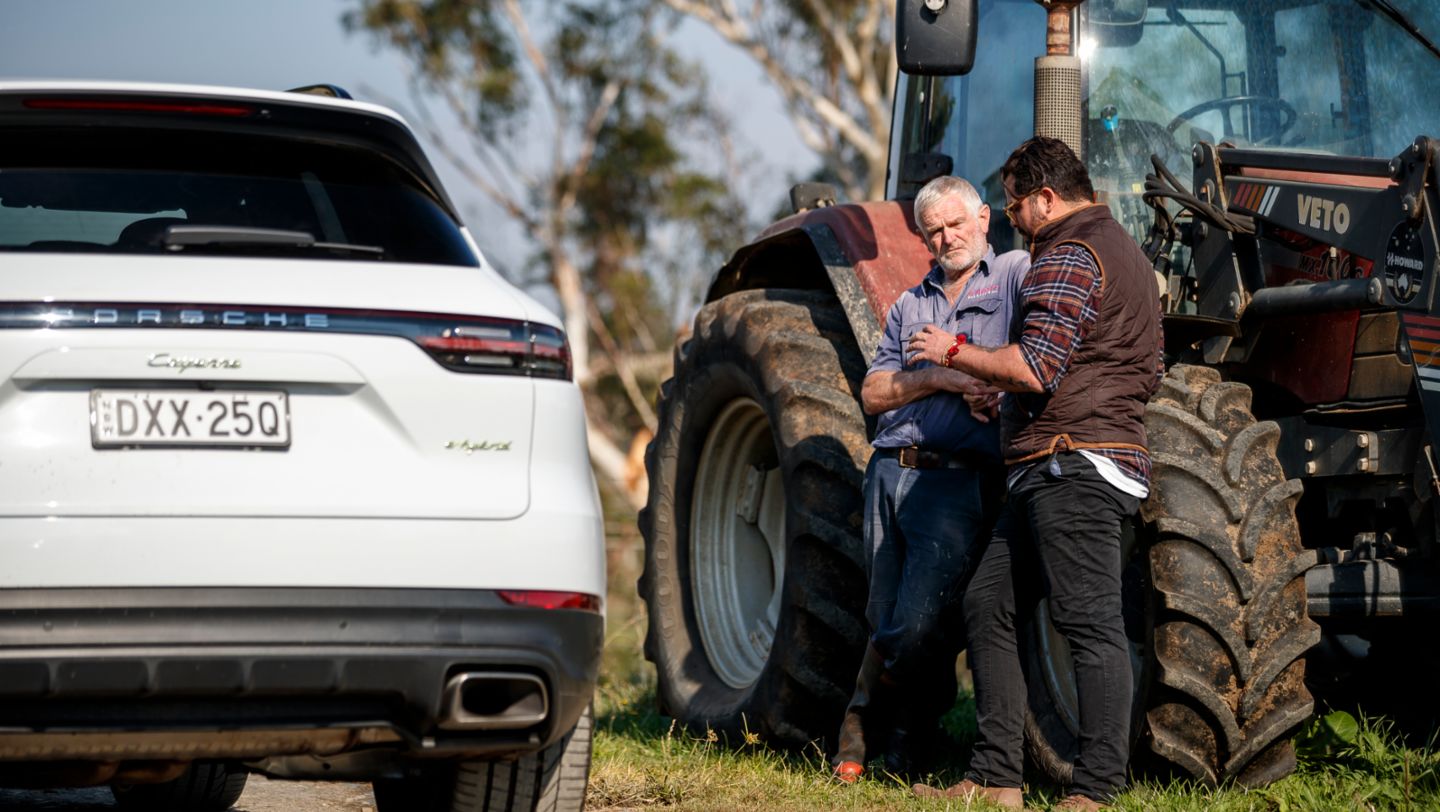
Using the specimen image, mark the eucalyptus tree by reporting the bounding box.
[347,0,746,506]
[654,0,896,201]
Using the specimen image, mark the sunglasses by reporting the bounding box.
[1003,191,1038,222]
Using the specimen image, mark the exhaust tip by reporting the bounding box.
[440,672,549,730]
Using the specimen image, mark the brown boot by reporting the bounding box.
[1054,794,1108,811]
[831,643,891,783]
[910,778,1023,809]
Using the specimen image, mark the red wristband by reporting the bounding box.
[942,332,968,368]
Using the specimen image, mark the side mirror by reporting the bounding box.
[1088,0,1146,46]
[1088,0,1146,25]
[896,0,979,76]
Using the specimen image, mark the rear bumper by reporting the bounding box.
[0,587,602,762]
[0,513,605,595]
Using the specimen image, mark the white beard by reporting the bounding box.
[938,249,980,275]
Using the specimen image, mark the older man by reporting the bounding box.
[832,175,1028,782]
[910,138,1164,810]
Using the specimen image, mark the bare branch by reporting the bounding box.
[429,81,536,207]
[586,298,659,433]
[664,0,741,35]
[620,297,660,355]
[656,0,901,199]
[550,249,593,385]
[558,78,624,212]
[498,0,573,189]
[500,0,565,128]
[361,82,537,230]
[852,0,890,129]
[834,162,861,200]
[657,0,884,170]
[799,0,863,85]
[589,349,671,380]
[586,416,646,509]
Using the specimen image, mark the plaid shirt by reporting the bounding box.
[1014,243,1164,487]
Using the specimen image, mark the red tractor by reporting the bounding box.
[639,0,1440,786]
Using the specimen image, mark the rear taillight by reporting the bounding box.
[0,302,572,380]
[417,321,571,380]
[23,98,257,117]
[497,590,602,612]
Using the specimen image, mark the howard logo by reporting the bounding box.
[1296,194,1351,235]
[1387,252,1424,272]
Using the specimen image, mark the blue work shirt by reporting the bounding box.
[869,247,1031,457]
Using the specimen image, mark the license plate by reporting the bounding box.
[90,389,291,448]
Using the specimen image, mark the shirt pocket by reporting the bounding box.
[899,314,937,339]
[956,295,1006,346]
[898,317,932,367]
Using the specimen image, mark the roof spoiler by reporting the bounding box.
[285,84,353,100]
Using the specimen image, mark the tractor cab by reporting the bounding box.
[890,0,1440,250]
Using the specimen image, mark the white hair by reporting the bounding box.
[913,175,984,230]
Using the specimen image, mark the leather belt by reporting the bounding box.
[879,446,994,470]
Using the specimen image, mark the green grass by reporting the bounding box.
[590,673,1440,811]
[594,532,1440,810]
[591,674,951,811]
[1117,712,1440,811]
[592,608,1440,808]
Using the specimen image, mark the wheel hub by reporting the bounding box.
[690,398,786,689]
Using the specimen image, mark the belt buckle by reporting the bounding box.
[898,447,919,468]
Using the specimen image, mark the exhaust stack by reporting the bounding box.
[1035,0,1083,159]
[439,672,549,730]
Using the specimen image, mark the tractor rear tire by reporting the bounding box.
[1021,364,1318,786]
[638,288,871,748]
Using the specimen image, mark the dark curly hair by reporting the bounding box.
[1001,136,1094,203]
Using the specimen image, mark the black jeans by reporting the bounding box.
[962,452,1140,801]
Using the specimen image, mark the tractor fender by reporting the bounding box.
[704,200,933,363]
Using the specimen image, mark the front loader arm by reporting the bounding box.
[1179,138,1438,324]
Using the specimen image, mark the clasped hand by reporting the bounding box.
[965,390,1002,424]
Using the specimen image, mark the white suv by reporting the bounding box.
[0,81,604,812]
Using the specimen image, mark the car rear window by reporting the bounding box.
[0,127,478,266]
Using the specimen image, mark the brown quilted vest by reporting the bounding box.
[1002,203,1162,465]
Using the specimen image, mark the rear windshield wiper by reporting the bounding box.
[162,225,385,258]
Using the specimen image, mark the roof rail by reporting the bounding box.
[285,84,353,100]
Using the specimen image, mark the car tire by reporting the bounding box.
[373,704,593,812]
[111,761,248,812]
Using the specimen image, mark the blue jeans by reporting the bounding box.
[864,452,992,685]
[962,452,1141,801]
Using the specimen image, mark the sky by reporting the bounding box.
[0,0,818,282]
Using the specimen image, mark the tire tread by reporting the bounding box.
[639,288,870,749]
[1142,365,1317,785]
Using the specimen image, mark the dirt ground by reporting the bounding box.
[0,776,376,811]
